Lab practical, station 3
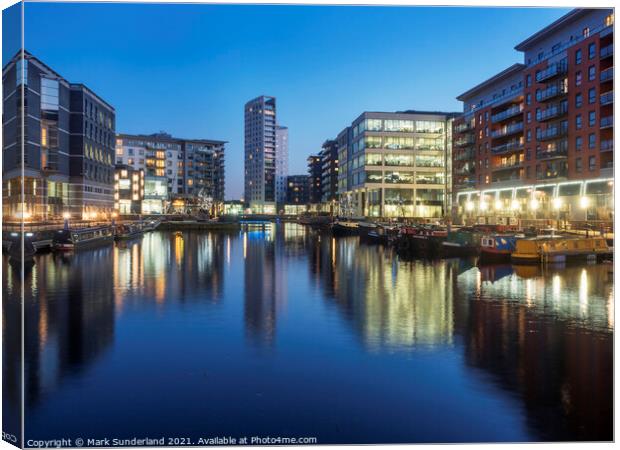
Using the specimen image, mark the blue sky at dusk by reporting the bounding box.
[4,3,570,199]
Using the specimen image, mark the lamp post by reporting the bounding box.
[62,212,70,231]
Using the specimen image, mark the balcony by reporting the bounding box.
[536,104,568,122]
[600,67,614,83]
[600,91,614,106]
[491,140,524,155]
[601,140,614,152]
[455,166,476,176]
[491,122,524,139]
[537,169,568,180]
[601,115,614,129]
[454,148,475,161]
[538,126,568,141]
[536,62,567,83]
[455,135,475,147]
[536,84,567,102]
[455,122,473,133]
[493,159,523,171]
[600,44,614,59]
[491,105,523,123]
[537,147,568,160]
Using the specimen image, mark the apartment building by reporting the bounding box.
[307,154,322,204]
[2,50,116,221]
[115,133,226,214]
[337,111,458,218]
[452,8,614,225]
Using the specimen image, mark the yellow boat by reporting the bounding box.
[511,236,611,264]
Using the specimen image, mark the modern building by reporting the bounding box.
[337,111,458,218]
[115,133,226,214]
[286,175,310,206]
[307,154,322,205]
[320,139,339,212]
[244,95,277,214]
[275,125,289,207]
[2,50,116,221]
[452,8,614,225]
[114,165,144,214]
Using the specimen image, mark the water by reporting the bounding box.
[2,224,613,444]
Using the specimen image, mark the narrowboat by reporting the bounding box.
[141,219,161,232]
[365,223,396,245]
[395,226,447,258]
[115,223,144,241]
[479,235,518,263]
[512,236,611,264]
[330,221,359,236]
[358,222,378,240]
[441,228,482,257]
[53,226,114,251]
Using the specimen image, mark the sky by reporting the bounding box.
[3,3,571,199]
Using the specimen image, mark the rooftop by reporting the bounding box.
[456,63,526,102]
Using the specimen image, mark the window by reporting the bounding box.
[576,157,582,172]
[575,49,582,64]
[583,27,590,37]
[15,58,28,86]
[526,74,532,87]
[576,114,582,129]
[588,133,596,149]
[538,52,544,60]
[588,65,596,81]
[552,43,561,53]
[527,111,532,123]
[575,71,582,86]
[575,93,583,108]
[589,111,596,126]
[526,93,531,105]
[128,148,134,155]
[588,43,596,59]
[526,130,532,142]
[41,78,59,111]
[576,136,583,151]
[588,88,596,104]
[589,156,596,171]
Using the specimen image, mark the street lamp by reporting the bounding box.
[62,212,70,230]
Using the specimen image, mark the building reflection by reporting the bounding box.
[453,263,613,441]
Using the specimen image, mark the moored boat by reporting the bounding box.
[115,223,144,241]
[141,219,161,232]
[330,220,359,236]
[358,222,378,240]
[479,234,519,263]
[395,225,447,259]
[53,226,114,251]
[511,236,611,264]
[441,227,482,257]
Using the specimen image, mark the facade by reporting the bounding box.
[275,125,289,207]
[320,139,339,208]
[452,9,614,225]
[115,133,226,214]
[337,111,458,218]
[114,165,144,214]
[2,51,116,220]
[286,175,310,205]
[244,96,277,214]
[307,154,322,204]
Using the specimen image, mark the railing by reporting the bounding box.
[454,149,475,161]
[455,135,475,147]
[491,122,524,138]
[536,84,567,102]
[600,44,614,59]
[600,67,614,82]
[536,104,568,122]
[538,126,568,141]
[491,105,523,123]
[601,139,614,152]
[454,166,476,176]
[600,116,614,128]
[600,91,614,105]
[455,122,473,133]
[493,160,523,170]
[491,140,524,154]
[537,148,568,160]
[536,62,567,83]
[537,170,568,180]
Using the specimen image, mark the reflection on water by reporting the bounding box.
[2,224,613,443]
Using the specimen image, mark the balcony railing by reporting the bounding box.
[491,122,524,138]
[536,104,568,122]
[536,62,567,83]
[454,148,475,161]
[491,140,524,155]
[455,135,475,147]
[600,44,614,59]
[455,165,476,176]
[600,67,614,83]
[491,105,523,123]
[536,84,567,102]
[537,169,568,180]
[600,115,614,128]
[600,91,614,106]
[538,126,568,141]
[601,139,614,152]
[537,147,568,160]
[493,160,523,170]
[455,122,473,133]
